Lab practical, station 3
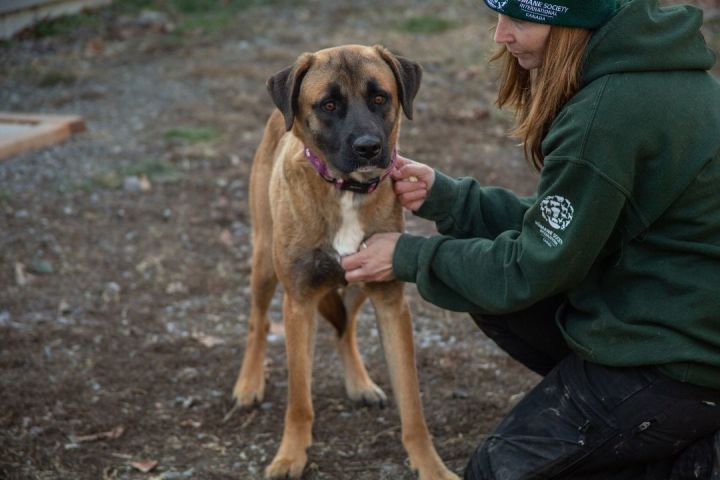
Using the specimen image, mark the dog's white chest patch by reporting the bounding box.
[333,193,364,257]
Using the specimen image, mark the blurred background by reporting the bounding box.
[1,1,718,479]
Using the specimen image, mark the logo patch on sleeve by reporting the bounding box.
[540,195,574,230]
[535,195,574,248]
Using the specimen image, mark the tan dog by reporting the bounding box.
[233,44,458,480]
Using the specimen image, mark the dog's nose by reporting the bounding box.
[352,135,382,160]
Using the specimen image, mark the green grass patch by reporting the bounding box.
[399,15,457,34]
[31,12,103,38]
[20,0,283,40]
[115,0,155,11]
[171,0,280,34]
[176,13,233,35]
[0,188,13,207]
[122,158,180,178]
[165,126,222,144]
[38,70,78,87]
[169,0,276,14]
[84,159,181,192]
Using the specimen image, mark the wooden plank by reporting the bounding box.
[0,113,86,160]
[0,0,111,38]
[0,0,63,16]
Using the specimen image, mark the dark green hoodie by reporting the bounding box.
[393,0,720,388]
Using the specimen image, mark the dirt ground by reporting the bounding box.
[1,1,718,479]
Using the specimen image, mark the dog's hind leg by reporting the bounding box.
[233,235,277,409]
[366,282,459,480]
[265,293,317,480]
[319,288,387,407]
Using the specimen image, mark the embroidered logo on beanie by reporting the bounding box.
[483,0,618,29]
[487,0,510,10]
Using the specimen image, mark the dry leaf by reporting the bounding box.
[165,281,188,294]
[180,419,202,428]
[215,195,230,208]
[15,262,28,286]
[102,467,118,480]
[219,229,233,248]
[129,459,158,473]
[138,174,152,192]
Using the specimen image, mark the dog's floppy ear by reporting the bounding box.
[374,45,422,120]
[266,53,314,131]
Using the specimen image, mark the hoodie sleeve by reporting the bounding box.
[413,169,537,240]
[393,156,628,314]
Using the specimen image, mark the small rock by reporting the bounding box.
[178,367,198,380]
[156,468,194,480]
[137,9,169,28]
[102,282,121,303]
[58,300,72,315]
[123,176,142,192]
[174,396,197,409]
[166,282,187,294]
[452,389,470,400]
[15,209,29,219]
[380,463,406,479]
[29,259,54,275]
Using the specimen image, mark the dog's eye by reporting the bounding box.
[373,95,387,105]
[322,101,337,112]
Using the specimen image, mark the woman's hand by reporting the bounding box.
[392,155,435,212]
[341,233,401,283]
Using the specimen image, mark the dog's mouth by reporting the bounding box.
[334,149,394,179]
[345,164,388,182]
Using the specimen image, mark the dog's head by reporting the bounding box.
[267,45,422,182]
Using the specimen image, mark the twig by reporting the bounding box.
[370,425,400,444]
[221,404,240,424]
[240,410,258,430]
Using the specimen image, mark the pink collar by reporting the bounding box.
[303,146,397,194]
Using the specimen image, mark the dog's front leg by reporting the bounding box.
[366,282,459,480]
[265,293,317,480]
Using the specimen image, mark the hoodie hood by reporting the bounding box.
[582,0,716,86]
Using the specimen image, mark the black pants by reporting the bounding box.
[465,297,720,480]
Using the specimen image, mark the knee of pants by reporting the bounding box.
[469,313,509,339]
[463,442,496,480]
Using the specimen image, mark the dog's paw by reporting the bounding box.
[347,382,387,408]
[265,454,307,479]
[419,471,460,480]
[232,386,264,410]
[412,458,460,480]
[232,372,266,410]
[416,465,460,480]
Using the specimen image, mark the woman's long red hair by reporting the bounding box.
[493,26,593,170]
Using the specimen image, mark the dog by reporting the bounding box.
[233,44,458,480]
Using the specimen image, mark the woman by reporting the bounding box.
[342,0,720,478]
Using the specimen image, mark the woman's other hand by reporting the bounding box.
[341,233,401,283]
[392,155,435,212]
